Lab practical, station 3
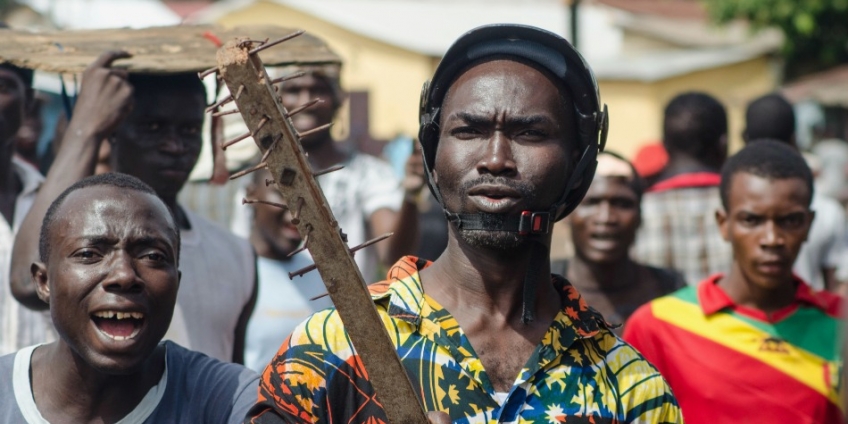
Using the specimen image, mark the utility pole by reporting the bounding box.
[570,0,580,49]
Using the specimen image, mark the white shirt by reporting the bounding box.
[244,255,333,372]
[0,157,55,355]
[794,193,848,290]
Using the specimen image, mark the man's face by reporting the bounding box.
[248,175,302,260]
[717,173,813,290]
[570,177,640,264]
[279,74,337,146]
[434,59,574,249]
[0,68,27,146]
[112,88,205,199]
[35,185,179,374]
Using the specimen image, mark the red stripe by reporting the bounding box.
[627,312,841,424]
[647,172,721,193]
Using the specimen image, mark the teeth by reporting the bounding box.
[95,325,142,341]
[92,311,144,320]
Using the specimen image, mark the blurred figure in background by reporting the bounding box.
[275,64,423,281]
[552,151,685,332]
[12,93,43,167]
[634,92,731,285]
[243,170,332,372]
[743,93,847,291]
[625,140,843,424]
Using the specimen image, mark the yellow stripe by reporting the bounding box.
[651,296,840,406]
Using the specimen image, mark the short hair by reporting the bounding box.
[744,93,795,145]
[663,92,727,157]
[39,173,180,262]
[719,139,814,210]
[127,72,206,100]
[596,150,645,201]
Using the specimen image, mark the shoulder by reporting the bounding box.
[165,341,258,385]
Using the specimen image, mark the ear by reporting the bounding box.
[31,262,50,306]
[716,208,730,242]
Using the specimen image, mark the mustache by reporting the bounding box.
[460,176,535,198]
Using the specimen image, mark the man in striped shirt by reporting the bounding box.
[625,139,843,423]
[246,24,681,423]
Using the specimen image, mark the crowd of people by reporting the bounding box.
[0,21,845,424]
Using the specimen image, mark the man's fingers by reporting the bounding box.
[90,50,132,70]
[426,411,451,424]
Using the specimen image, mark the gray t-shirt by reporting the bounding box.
[0,341,259,423]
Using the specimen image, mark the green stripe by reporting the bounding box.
[667,285,841,360]
[724,306,842,361]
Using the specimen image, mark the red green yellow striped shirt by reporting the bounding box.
[623,275,843,424]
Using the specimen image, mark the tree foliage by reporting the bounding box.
[706,0,848,80]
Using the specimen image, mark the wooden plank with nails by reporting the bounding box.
[214,37,429,424]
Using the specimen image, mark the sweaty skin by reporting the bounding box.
[420,59,577,392]
[716,173,814,314]
[30,185,179,424]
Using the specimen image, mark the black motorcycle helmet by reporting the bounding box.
[419,23,608,234]
[418,24,609,323]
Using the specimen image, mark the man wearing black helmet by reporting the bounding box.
[245,24,681,423]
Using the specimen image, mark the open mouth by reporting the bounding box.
[91,311,145,341]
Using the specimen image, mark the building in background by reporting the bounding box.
[191,0,781,158]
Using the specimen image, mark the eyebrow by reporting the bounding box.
[451,112,552,127]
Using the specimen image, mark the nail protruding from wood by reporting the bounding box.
[206,94,233,113]
[222,117,268,150]
[289,263,317,279]
[290,197,305,225]
[242,198,289,210]
[212,109,240,117]
[229,162,267,180]
[287,225,312,258]
[234,84,246,100]
[286,98,323,118]
[270,71,306,85]
[198,67,217,79]
[298,123,333,139]
[265,178,275,187]
[248,30,305,55]
[312,164,344,177]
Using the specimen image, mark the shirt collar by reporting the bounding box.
[647,172,721,193]
[698,273,836,316]
[12,156,43,198]
[373,256,606,340]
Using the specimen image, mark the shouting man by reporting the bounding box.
[0,173,257,423]
[246,24,680,423]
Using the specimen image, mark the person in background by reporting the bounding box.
[552,151,685,332]
[743,93,848,291]
[11,51,257,363]
[12,93,43,167]
[0,60,57,355]
[625,140,843,424]
[242,169,332,372]
[276,63,423,281]
[0,173,258,423]
[634,92,731,285]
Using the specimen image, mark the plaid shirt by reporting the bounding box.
[634,174,731,286]
[246,256,682,424]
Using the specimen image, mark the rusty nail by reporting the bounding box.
[290,197,305,225]
[265,178,275,187]
[205,94,233,113]
[313,164,344,177]
[298,123,333,139]
[286,98,323,118]
[229,162,267,180]
[198,67,217,79]
[287,225,312,258]
[350,232,393,255]
[242,197,289,210]
[270,71,306,85]
[248,30,305,55]
[234,84,246,100]
[289,263,317,279]
[212,108,240,117]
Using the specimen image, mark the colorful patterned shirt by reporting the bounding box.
[623,275,843,424]
[246,256,682,423]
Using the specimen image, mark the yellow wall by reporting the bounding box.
[601,56,779,158]
[215,2,778,156]
[214,0,433,142]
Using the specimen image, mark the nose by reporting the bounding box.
[158,129,189,155]
[102,251,143,293]
[760,220,785,248]
[476,133,517,177]
[595,201,616,225]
